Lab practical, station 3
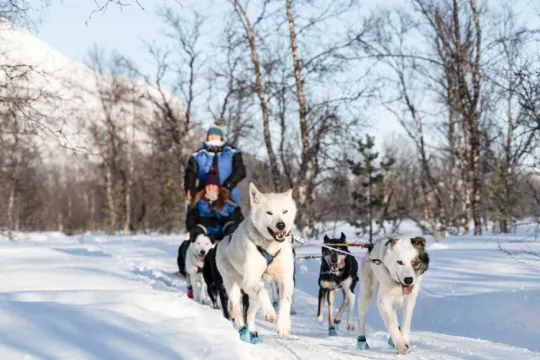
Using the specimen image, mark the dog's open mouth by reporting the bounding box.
[268,227,288,242]
[401,284,414,295]
[329,259,345,272]
[198,255,205,262]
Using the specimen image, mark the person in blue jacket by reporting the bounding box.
[184,121,246,206]
[179,168,244,299]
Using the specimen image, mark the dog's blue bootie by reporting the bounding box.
[328,327,338,336]
[239,327,251,343]
[250,331,262,344]
[357,336,370,350]
[334,320,341,330]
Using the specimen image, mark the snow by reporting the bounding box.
[1,230,540,359]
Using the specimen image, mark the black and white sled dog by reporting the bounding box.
[177,234,215,304]
[203,244,249,323]
[216,183,297,344]
[356,235,430,355]
[317,233,359,336]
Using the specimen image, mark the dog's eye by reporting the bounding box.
[412,260,420,267]
[266,211,273,215]
[282,210,288,214]
[397,260,404,265]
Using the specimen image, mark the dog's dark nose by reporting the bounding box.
[404,277,413,285]
[276,221,286,230]
[330,254,338,263]
[200,250,206,256]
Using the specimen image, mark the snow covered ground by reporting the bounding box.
[1,227,540,359]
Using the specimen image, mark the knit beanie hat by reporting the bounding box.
[205,168,220,186]
[207,121,225,140]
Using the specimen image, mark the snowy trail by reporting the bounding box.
[1,233,540,359]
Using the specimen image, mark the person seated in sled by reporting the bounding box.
[180,168,244,299]
[184,121,246,212]
[186,168,244,243]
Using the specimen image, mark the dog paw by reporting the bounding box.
[239,326,251,343]
[263,307,277,323]
[357,336,370,351]
[250,331,262,344]
[346,322,355,331]
[290,307,297,316]
[200,298,212,306]
[276,325,291,338]
[316,315,324,324]
[396,343,410,355]
[276,314,291,338]
[328,327,338,336]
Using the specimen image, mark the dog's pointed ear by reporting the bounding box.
[284,188,293,198]
[385,237,399,248]
[324,234,329,242]
[249,182,263,205]
[340,232,346,242]
[411,237,426,248]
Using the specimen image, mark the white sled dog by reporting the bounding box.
[184,234,215,304]
[356,235,430,355]
[216,182,297,344]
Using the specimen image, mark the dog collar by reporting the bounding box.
[256,245,281,265]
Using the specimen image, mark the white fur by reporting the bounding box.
[185,234,215,304]
[357,236,425,355]
[216,182,297,339]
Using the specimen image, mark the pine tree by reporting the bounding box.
[348,135,395,243]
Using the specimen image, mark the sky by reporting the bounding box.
[32,0,186,71]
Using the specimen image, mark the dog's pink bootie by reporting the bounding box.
[187,288,193,299]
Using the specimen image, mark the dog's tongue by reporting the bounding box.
[402,285,414,295]
[338,259,346,269]
[276,231,286,240]
[199,256,204,261]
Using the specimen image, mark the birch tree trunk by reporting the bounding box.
[286,0,311,235]
[233,0,282,191]
[452,0,482,235]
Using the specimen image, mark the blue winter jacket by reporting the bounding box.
[186,199,244,241]
[184,142,246,204]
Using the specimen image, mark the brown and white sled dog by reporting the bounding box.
[216,182,297,344]
[356,235,430,355]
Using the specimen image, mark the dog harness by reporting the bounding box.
[256,231,292,265]
[364,241,382,265]
[256,246,281,265]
